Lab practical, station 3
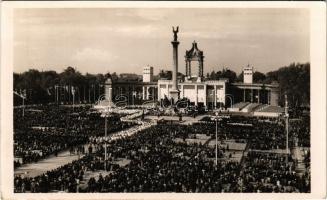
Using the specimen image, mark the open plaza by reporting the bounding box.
[13,27,310,193]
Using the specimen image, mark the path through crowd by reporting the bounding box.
[144,115,208,125]
[14,149,86,177]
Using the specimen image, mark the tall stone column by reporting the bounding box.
[171,41,179,90]
[170,26,180,103]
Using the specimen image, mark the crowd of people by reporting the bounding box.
[241,151,310,192]
[200,115,311,150]
[14,106,311,193]
[14,105,136,166]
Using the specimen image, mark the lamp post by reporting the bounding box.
[284,94,289,164]
[100,107,112,171]
[211,111,230,166]
[211,112,220,166]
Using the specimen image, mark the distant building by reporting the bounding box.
[243,64,253,84]
[143,66,153,83]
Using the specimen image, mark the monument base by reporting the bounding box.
[169,90,180,105]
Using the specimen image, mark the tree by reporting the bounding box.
[221,68,237,83]
[265,62,310,108]
[158,70,172,80]
[207,68,237,82]
[236,72,243,82]
[253,71,266,83]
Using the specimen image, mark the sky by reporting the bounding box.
[14,8,310,75]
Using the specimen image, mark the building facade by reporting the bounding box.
[143,66,153,83]
[103,27,280,108]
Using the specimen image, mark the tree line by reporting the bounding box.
[14,62,309,108]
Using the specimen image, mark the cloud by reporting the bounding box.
[72,48,118,63]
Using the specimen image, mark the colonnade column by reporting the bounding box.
[257,89,260,103]
[204,85,207,107]
[142,86,146,100]
[243,89,245,102]
[251,89,253,103]
[146,87,150,100]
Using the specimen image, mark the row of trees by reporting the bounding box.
[14,63,310,108]
[14,67,112,105]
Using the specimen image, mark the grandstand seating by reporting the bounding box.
[253,105,284,117]
[241,103,260,112]
[259,105,284,113]
[253,104,268,112]
[228,102,249,112]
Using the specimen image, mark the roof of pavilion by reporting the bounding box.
[185,41,204,59]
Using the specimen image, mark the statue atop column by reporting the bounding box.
[170,26,180,103]
[172,26,179,41]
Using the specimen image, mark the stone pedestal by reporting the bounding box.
[170,89,180,104]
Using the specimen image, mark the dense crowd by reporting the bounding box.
[14,105,136,166]
[200,115,310,150]
[15,119,310,193]
[289,116,310,147]
[241,152,309,192]
[14,128,87,167]
[14,106,310,193]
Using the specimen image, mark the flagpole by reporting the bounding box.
[78,87,81,104]
[54,87,56,103]
[73,87,75,111]
[83,85,86,104]
[93,84,95,103]
[88,86,91,104]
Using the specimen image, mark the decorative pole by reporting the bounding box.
[211,112,230,166]
[215,115,218,166]
[211,112,220,166]
[104,113,107,171]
